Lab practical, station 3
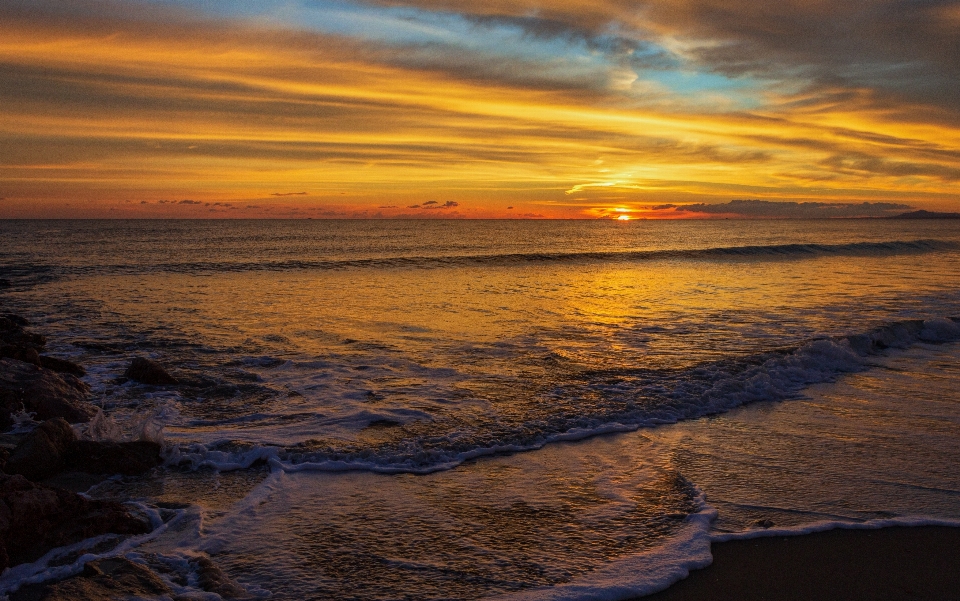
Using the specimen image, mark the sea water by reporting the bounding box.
[1,219,959,599]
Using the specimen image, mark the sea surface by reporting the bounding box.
[2,219,960,599]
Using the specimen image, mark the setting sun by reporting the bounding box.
[3,2,960,600]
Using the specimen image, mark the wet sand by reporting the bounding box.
[640,526,960,601]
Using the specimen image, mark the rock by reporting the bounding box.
[9,556,171,601]
[5,419,162,480]
[0,358,95,429]
[66,440,163,476]
[124,357,178,385]
[0,345,42,367]
[4,418,77,481]
[0,316,46,352]
[194,555,251,599]
[1,314,29,327]
[755,518,776,529]
[38,356,86,377]
[0,473,152,570]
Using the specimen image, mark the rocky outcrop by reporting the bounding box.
[194,555,251,599]
[0,314,90,422]
[124,357,178,385]
[67,440,163,476]
[4,418,163,481]
[0,314,46,354]
[9,557,171,601]
[0,345,41,367]
[8,554,253,601]
[0,473,152,570]
[0,358,95,429]
[4,418,77,481]
[37,356,86,377]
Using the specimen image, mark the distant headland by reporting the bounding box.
[889,210,960,219]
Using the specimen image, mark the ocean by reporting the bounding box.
[2,218,960,599]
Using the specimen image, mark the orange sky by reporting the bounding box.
[2,0,960,218]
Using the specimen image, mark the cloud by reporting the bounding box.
[423,200,460,209]
[1,0,958,216]
[819,153,960,182]
[670,199,913,218]
[407,200,461,209]
[378,205,398,208]
[178,199,202,205]
[360,1,960,109]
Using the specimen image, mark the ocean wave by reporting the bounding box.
[2,239,956,279]
[168,317,960,475]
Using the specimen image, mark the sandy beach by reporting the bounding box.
[640,526,960,601]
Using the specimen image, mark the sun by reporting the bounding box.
[617,215,630,221]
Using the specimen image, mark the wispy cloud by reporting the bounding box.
[0,0,958,218]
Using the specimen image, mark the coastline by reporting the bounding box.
[638,525,960,601]
[3,218,960,599]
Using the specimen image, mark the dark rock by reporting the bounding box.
[1,314,29,327]
[66,440,162,476]
[124,357,178,385]
[194,555,251,599]
[4,418,77,481]
[0,317,46,352]
[0,473,152,570]
[37,356,86,377]
[0,358,95,429]
[5,420,162,480]
[10,556,171,601]
[1,344,41,367]
[755,518,776,529]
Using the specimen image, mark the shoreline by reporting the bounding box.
[638,525,960,601]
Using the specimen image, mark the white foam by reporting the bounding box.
[158,323,952,477]
[919,317,960,342]
[712,515,960,543]
[486,494,718,601]
[484,514,960,601]
[0,502,178,596]
[165,442,281,472]
[7,407,39,434]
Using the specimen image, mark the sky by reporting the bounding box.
[2,0,960,219]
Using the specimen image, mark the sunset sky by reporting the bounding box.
[2,0,960,218]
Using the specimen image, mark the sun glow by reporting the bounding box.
[617,215,630,221]
[1,2,960,218]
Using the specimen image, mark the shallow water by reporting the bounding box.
[1,219,959,599]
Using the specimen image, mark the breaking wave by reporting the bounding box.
[2,239,956,279]
[169,317,960,475]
